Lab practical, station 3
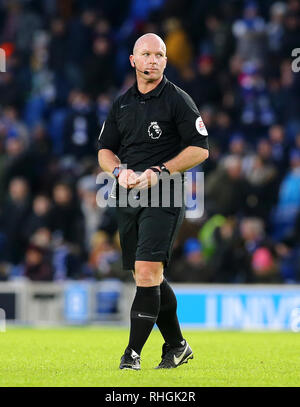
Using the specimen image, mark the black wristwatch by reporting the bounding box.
[112,166,123,178]
[159,164,170,175]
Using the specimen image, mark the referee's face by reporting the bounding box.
[130,36,167,82]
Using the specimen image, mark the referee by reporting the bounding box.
[98,33,209,370]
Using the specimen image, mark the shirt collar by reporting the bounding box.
[131,75,167,99]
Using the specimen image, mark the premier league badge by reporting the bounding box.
[148,122,162,139]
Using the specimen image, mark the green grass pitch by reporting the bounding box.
[0,327,299,387]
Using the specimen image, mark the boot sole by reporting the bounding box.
[155,352,194,369]
[119,366,141,370]
[177,352,194,367]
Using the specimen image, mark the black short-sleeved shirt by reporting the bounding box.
[98,75,209,172]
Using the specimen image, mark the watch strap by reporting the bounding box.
[149,167,161,174]
[159,164,170,175]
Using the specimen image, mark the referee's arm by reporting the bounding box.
[97,102,121,174]
[163,90,209,174]
[97,105,139,188]
[162,145,209,174]
[98,149,121,174]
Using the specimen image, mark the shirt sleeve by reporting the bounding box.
[97,102,121,154]
[174,89,209,150]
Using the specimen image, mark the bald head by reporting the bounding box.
[130,33,167,84]
[133,33,166,56]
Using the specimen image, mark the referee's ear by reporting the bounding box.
[129,54,135,68]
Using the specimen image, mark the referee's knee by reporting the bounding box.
[135,261,163,286]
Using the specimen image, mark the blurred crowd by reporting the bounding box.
[0,0,300,284]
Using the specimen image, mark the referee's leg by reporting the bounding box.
[132,261,185,351]
[134,260,163,286]
[126,260,163,356]
[119,204,191,369]
[119,260,162,370]
[121,259,189,370]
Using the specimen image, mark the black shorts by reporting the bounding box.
[116,204,185,271]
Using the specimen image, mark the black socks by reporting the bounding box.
[156,278,184,347]
[128,285,160,355]
[127,279,184,355]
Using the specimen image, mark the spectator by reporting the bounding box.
[48,17,68,78]
[205,155,251,216]
[256,137,273,163]
[22,194,51,244]
[63,90,99,159]
[168,238,211,282]
[245,154,279,220]
[276,207,300,282]
[271,150,300,241]
[193,54,222,109]
[3,136,37,193]
[6,1,42,55]
[0,70,23,108]
[0,106,29,146]
[267,2,287,54]
[293,131,300,153]
[202,140,222,175]
[47,181,85,251]
[77,174,105,251]
[268,124,289,174]
[163,17,193,73]
[232,1,267,64]
[0,177,31,264]
[237,217,276,282]
[84,36,115,98]
[64,9,96,85]
[281,10,300,59]
[207,216,241,283]
[24,243,53,281]
[30,227,52,249]
[47,17,73,102]
[211,110,234,151]
[238,60,275,128]
[0,262,11,281]
[0,136,7,204]
[203,13,234,67]
[251,246,281,283]
[88,231,123,281]
[224,133,255,176]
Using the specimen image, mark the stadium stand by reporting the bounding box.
[0,0,300,284]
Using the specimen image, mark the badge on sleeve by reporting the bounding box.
[195,116,208,136]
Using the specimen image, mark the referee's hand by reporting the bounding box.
[132,169,159,190]
[119,169,139,189]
